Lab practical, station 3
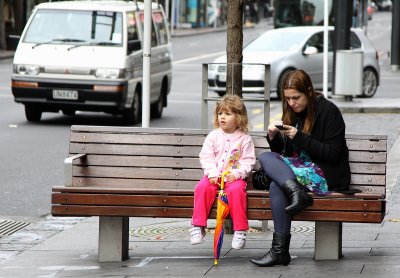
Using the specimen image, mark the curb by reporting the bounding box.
[0,51,14,60]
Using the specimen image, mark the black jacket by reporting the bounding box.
[268,96,350,191]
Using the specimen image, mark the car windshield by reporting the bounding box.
[23,9,123,46]
[244,30,309,52]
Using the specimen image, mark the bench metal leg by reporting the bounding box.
[314,221,342,260]
[261,220,269,232]
[98,216,129,262]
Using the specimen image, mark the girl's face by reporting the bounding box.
[218,109,238,134]
[284,88,308,113]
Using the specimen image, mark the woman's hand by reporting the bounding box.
[267,122,283,140]
[280,125,298,140]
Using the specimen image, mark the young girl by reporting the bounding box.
[191,95,256,249]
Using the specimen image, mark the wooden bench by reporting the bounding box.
[51,125,387,262]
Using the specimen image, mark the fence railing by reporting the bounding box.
[201,63,271,131]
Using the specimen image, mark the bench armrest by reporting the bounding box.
[64,154,87,187]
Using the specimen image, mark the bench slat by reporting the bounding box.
[70,143,202,157]
[348,151,387,163]
[52,193,384,212]
[71,166,386,187]
[73,155,202,168]
[350,174,385,186]
[349,163,386,174]
[71,132,206,146]
[70,178,197,188]
[51,205,384,223]
[346,139,387,151]
[72,155,386,175]
[73,166,204,180]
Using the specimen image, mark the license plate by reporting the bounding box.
[52,89,78,100]
[217,74,226,82]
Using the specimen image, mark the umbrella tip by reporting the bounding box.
[214,260,218,265]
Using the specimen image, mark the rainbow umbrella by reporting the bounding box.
[214,171,230,265]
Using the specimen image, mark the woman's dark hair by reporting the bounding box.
[281,69,322,134]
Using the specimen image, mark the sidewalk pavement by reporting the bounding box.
[2,29,400,277]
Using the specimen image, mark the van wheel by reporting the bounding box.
[25,105,42,122]
[122,89,141,125]
[150,94,164,119]
[151,81,167,119]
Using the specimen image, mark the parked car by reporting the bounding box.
[12,1,172,124]
[378,0,392,11]
[208,26,380,99]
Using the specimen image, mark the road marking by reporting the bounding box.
[174,51,225,64]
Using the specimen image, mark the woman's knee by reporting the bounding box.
[259,152,279,166]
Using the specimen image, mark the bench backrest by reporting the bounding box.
[68,125,386,198]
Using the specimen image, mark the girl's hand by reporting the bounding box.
[225,173,236,183]
[209,177,218,185]
[280,125,298,140]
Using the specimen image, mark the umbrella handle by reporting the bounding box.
[220,171,230,190]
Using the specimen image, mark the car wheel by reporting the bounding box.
[25,104,42,122]
[151,80,167,119]
[360,68,378,98]
[277,69,295,100]
[122,89,141,125]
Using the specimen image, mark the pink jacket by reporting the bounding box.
[199,128,256,180]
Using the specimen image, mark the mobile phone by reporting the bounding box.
[275,124,286,130]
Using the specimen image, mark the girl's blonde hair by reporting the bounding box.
[213,95,249,132]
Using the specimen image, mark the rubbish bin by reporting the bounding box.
[334,50,363,97]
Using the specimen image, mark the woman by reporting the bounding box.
[250,69,350,267]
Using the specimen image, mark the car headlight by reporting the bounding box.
[15,64,39,75]
[95,68,121,79]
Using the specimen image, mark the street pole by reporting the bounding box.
[333,0,352,95]
[142,0,152,128]
[391,0,400,71]
[322,0,328,98]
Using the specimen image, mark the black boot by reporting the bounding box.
[282,179,313,216]
[250,233,291,267]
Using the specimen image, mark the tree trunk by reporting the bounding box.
[13,0,25,35]
[0,0,6,49]
[226,0,243,97]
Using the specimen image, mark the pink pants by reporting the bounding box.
[191,176,249,231]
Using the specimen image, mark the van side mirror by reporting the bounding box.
[7,35,21,50]
[128,40,141,53]
[303,46,318,55]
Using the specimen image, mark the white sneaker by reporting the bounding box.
[232,231,246,249]
[190,227,205,245]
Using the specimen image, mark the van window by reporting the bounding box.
[152,12,168,45]
[127,12,139,41]
[23,9,123,46]
[139,12,157,47]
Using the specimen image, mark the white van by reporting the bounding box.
[11,1,172,124]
